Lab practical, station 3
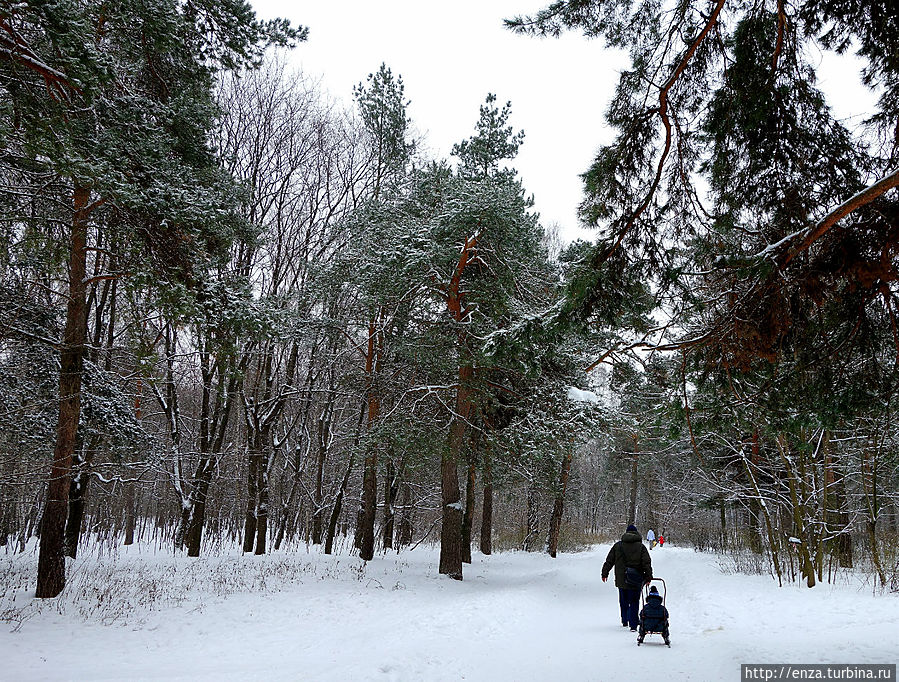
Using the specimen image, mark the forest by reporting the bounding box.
[1,0,898,604]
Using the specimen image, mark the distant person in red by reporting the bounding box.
[658,535,665,547]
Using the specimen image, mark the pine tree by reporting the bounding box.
[433,95,542,578]
[509,0,899,583]
[348,63,415,562]
[0,0,302,597]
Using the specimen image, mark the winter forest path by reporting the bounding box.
[2,544,897,681]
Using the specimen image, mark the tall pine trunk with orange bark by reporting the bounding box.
[36,185,92,598]
[359,317,383,561]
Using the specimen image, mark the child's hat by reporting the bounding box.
[649,585,659,594]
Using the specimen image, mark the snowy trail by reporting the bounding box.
[2,545,897,681]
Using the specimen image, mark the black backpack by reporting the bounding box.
[624,566,644,588]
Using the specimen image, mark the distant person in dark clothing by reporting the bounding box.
[601,524,652,631]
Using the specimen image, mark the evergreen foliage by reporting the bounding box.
[510,0,899,585]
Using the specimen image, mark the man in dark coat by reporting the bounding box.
[601,524,652,631]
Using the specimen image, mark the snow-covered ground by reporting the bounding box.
[2,543,897,681]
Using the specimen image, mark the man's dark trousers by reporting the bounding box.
[619,587,640,628]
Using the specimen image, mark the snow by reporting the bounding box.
[2,544,897,681]
[752,228,806,258]
[567,386,600,403]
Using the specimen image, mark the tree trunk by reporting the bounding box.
[21,489,43,553]
[359,449,378,560]
[461,457,476,563]
[0,497,8,548]
[824,449,852,569]
[358,319,382,561]
[64,429,105,558]
[325,454,354,556]
[866,519,886,586]
[37,184,90,599]
[243,451,259,553]
[63,473,87,559]
[274,478,299,551]
[776,435,816,587]
[312,387,336,545]
[185,460,214,557]
[480,451,492,556]
[547,450,573,558]
[61,232,117,560]
[382,459,397,550]
[745,499,764,554]
[255,453,269,555]
[439,455,463,578]
[523,479,540,551]
[328,403,367,555]
[397,481,413,548]
[719,498,727,551]
[440,361,471,580]
[439,234,479,579]
[861,438,884,585]
[123,482,136,546]
[312,430,327,546]
[746,429,782,583]
[0,453,16,547]
[63,439,90,559]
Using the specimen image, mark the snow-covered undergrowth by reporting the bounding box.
[715,544,899,593]
[2,543,898,681]
[1,542,373,629]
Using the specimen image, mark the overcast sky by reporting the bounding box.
[250,0,629,242]
[250,1,875,243]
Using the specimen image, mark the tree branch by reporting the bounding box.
[596,0,727,266]
[785,167,899,265]
[0,20,81,100]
